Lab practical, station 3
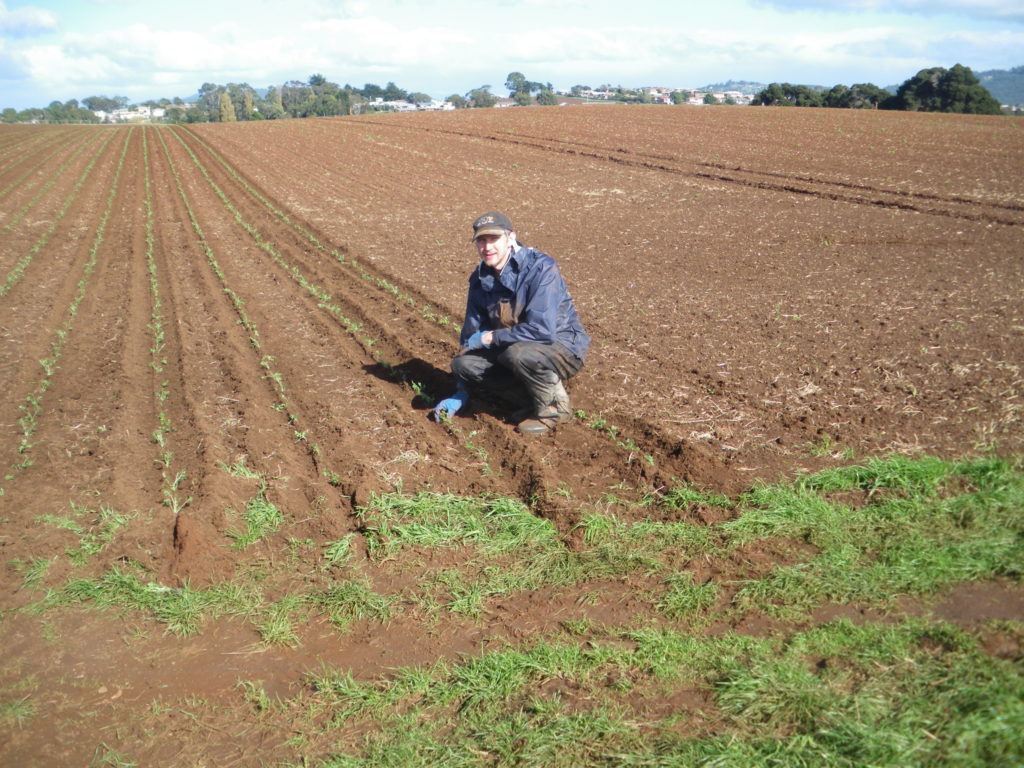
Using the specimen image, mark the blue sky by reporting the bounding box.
[1,0,1021,108]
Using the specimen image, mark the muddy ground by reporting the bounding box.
[0,107,1020,764]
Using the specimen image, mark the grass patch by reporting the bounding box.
[359,493,558,558]
[729,455,1024,617]
[228,489,283,550]
[37,502,132,566]
[38,567,258,636]
[306,619,1023,766]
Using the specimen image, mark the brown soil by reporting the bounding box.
[0,109,1021,764]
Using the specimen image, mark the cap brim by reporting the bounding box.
[471,227,509,241]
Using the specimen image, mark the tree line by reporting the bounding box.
[1,63,1007,124]
[752,64,1002,114]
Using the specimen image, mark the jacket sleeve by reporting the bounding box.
[491,259,561,347]
[459,278,487,347]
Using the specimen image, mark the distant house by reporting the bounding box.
[92,105,166,123]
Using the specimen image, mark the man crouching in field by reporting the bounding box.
[432,211,590,435]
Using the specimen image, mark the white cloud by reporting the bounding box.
[0,0,57,37]
[752,0,1024,23]
[2,2,1021,107]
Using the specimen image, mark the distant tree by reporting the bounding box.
[723,95,737,105]
[848,83,888,108]
[446,94,468,109]
[219,91,237,122]
[408,92,432,105]
[671,90,689,104]
[569,85,590,97]
[243,90,254,118]
[466,85,497,108]
[505,71,528,94]
[825,84,851,108]
[382,81,407,101]
[882,64,1001,114]
[261,86,286,119]
[703,92,718,105]
[513,90,532,106]
[362,83,384,100]
[2,107,17,123]
[752,83,823,107]
[82,95,126,112]
[536,89,558,106]
[164,106,188,123]
[309,73,326,87]
[282,80,313,115]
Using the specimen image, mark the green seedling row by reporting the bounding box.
[156,128,339,485]
[3,129,132,492]
[0,128,91,204]
[141,129,188,516]
[0,127,76,191]
[0,128,118,299]
[1,130,98,234]
[170,129,379,355]
[167,131,497,481]
[177,127,458,332]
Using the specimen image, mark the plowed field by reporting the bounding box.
[1,108,1021,766]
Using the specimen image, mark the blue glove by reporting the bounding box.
[463,330,489,351]
[433,390,469,421]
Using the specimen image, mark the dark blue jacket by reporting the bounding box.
[460,245,590,360]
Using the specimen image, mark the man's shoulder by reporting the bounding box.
[517,246,557,272]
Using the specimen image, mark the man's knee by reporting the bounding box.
[500,342,551,375]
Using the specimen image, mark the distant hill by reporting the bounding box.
[977,66,1024,106]
[698,80,766,95]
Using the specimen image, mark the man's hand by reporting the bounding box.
[463,330,490,351]
[432,390,469,421]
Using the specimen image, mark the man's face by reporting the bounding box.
[475,231,513,271]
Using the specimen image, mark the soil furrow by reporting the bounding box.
[0,128,136,595]
[174,125,729,530]
[0,128,85,203]
[0,129,126,441]
[1,130,104,237]
[359,117,1024,226]
[168,126,516,506]
[155,127,356,584]
[0,128,119,294]
[0,126,68,168]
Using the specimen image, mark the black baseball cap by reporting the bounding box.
[471,211,513,240]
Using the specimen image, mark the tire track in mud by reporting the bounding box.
[0,128,137,589]
[176,127,736,534]
[358,118,1024,227]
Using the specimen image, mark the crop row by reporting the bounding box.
[167,129,522,490]
[2,129,132,494]
[155,127,343,531]
[1,131,100,235]
[0,130,117,299]
[179,127,458,332]
[140,129,188,517]
[0,129,85,202]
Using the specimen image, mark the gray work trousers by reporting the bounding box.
[451,341,583,412]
